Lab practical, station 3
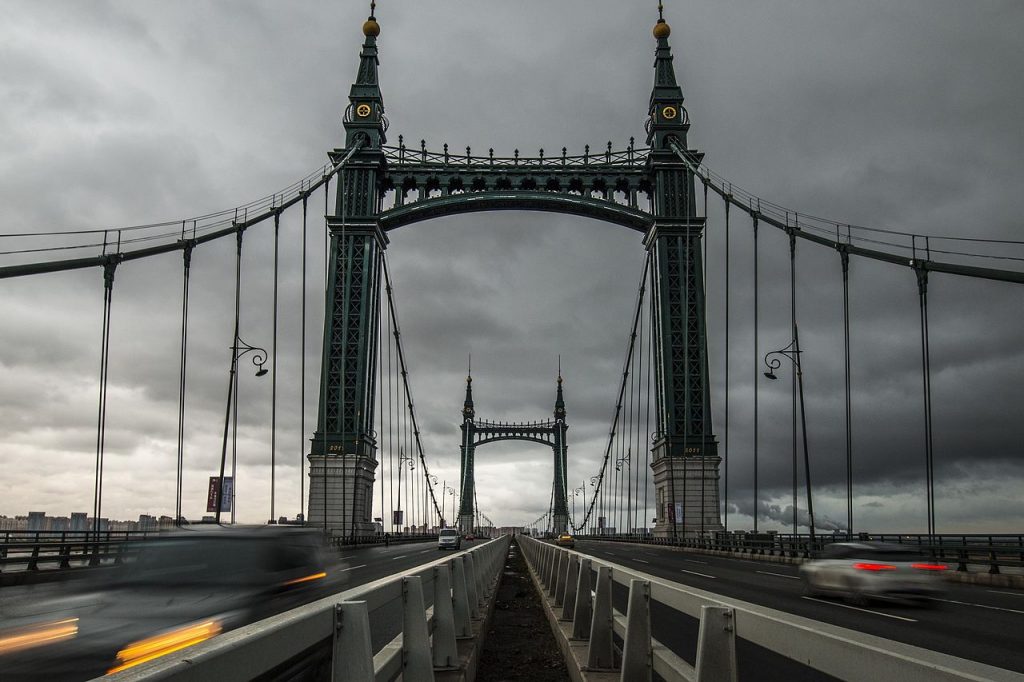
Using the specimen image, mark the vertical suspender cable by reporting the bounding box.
[724,198,731,533]
[789,225,798,533]
[915,260,936,538]
[92,253,118,539]
[378,250,386,533]
[231,224,244,525]
[752,208,759,533]
[322,175,330,532]
[841,246,853,535]
[634,292,644,534]
[271,210,280,523]
[701,181,709,537]
[644,282,653,533]
[176,235,194,525]
[300,192,307,518]
[387,288,394,531]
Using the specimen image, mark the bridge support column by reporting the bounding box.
[307,451,378,537]
[651,439,722,538]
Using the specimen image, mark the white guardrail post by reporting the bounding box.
[451,556,473,638]
[619,579,652,682]
[464,553,481,618]
[332,601,374,681]
[401,576,434,681]
[560,553,580,620]
[695,605,737,682]
[554,551,568,603]
[571,556,593,639]
[431,564,459,670]
[587,565,615,669]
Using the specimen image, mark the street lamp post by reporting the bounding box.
[572,483,585,534]
[215,337,268,525]
[763,324,815,547]
[444,485,456,528]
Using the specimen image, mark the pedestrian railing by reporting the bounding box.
[0,537,147,574]
[106,536,512,681]
[575,532,1024,574]
[518,535,1021,682]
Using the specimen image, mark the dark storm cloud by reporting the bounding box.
[1,1,1021,531]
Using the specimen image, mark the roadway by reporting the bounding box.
[573,539,1024,677]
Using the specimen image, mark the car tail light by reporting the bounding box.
[911,563,947,571]
[852,562,896,571]
[108,619,222,674]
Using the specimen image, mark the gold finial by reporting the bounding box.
[363,0,380,37]
[654,0,671,38]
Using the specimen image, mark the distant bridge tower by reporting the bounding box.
[458,374,569,534]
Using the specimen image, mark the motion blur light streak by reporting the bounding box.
[107,619,222,674]
[0,618,78,655]
[852,562,897,572]
[911,563,948,571]
[281,571,327,586]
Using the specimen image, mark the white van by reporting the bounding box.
[438,528,462,550]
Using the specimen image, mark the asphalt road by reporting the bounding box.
[573,540,1024,677]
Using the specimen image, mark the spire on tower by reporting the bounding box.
[647,1,687,149]
[462,358,475,421]
[346,2,386,148]
[554,362,566,421]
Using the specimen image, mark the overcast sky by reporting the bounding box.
[1,1,1022,534]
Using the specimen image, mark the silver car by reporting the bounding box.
[800,542,947,605]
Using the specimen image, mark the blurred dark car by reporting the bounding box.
[0,526,344,680]
[800,541,946,605]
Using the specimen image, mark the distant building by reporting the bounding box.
[27,511,46,532]
[70,513,88,532]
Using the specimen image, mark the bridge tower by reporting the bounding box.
[457,374,570,534]
[646,12,723,537]
[307,9,388,537]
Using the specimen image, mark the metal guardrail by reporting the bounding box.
[574,532,1024,574]
[518,535,1023,682]
[0,531,157,573]
[105,536,512,681]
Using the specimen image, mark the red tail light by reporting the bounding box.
[852,562,896,571]
[911,563,947,571]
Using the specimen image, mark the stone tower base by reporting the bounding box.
[652,455,723,538]
[307,453,378,538]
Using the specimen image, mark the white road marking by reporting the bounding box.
[931,597,1024,615]
[756,570,800,580]
[988,590,1024,598]
[801,597,917,622]
[634,559,650,564]
[685,559,709,565]
[390,554,408,560]
[419,549,433,554]
[339,564,367,572]
[679,568,716,579]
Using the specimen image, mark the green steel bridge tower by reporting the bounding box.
[309,6,721,538]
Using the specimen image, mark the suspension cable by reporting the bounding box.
[723,194,730,533]
[175,230,194,525]
[92,254,119,540]
[841,247,853,534]
[380,254,444,523]
[571,253,651,533]
[300,191,308,517]
[667,139,1024,284]
[271,209,280,523]
[916,263,936,538]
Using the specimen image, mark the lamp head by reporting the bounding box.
[763,371,777,380]
[255,368,269,377]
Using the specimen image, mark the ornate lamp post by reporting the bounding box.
[444,485,456,528]
[215,337,268,524]
[763,324,815,546]
[426,474,438,532]
[572,483,586,534]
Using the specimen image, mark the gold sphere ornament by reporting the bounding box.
[363,18,380,37]
[653,19,671,39]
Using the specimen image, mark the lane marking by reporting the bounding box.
[679,568,716,579]
[756,570,800,580]
[390,554,408,560]
[987,590,1024,598]
[419,549,433,554]
[634,559,650,564]
[339,564,367,572]
[685,559,708,565]
[931,597,1024,615]
[801,597,917,622]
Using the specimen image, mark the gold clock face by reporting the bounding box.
[662,105,678,120]
[355,103,372,118]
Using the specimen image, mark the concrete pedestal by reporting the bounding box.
[651,454,723,538]
[307,452,378,537]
